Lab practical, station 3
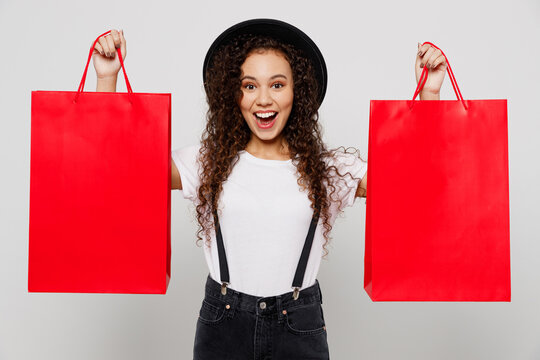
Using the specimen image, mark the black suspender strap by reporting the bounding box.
[213,207,320,300]
[291,209,320,299]
[213,210,230,295]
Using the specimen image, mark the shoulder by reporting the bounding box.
[171,143,203,177]
[172,143,201,156]
[171,144,203,201]
[172,143,202,164]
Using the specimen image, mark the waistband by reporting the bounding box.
[203,273,323,316]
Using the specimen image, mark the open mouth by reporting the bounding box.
[254,112,278,126]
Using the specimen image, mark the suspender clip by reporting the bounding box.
[293,287,300,300]
[221,282,228,295]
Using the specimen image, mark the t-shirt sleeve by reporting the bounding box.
[326,151,368,211]
[171,144,202,201]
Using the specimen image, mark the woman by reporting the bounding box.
[93,19,446,360]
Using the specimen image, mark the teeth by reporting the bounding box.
[255,112,276,119]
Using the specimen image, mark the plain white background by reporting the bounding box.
[1,0,539,359]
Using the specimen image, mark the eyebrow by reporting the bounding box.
[240,74,288,81]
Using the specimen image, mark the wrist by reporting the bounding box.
[96,76,117,92]
[419,90,440,100]
[97,75,118,82]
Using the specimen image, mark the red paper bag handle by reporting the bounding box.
[74,30,133,103]
[411,42,468,110]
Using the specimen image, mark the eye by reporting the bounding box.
[244,83,255,90]
[272,83,284,89]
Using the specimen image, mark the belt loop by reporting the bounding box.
[317,279,323,304]
[276,295,283,324]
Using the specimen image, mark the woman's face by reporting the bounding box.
[238,49,294,142]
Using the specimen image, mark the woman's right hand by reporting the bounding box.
[92,29,126,80]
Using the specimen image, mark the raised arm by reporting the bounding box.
[92,29,182,191]
[355,42,446,200]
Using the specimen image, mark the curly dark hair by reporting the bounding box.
[195,33,365,258]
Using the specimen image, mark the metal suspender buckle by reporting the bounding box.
[221,282,228,295]
[293,287,300,300]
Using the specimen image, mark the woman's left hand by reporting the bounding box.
[415,43,447,98]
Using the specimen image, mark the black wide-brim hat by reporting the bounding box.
[202,18,328,107]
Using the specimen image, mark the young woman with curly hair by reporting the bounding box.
[93,19,447,360]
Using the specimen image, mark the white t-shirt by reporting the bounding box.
[172,144,367,296]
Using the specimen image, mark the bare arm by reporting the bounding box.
[355,173,367,198]
[171,160,182,190]
[94,31,182,191]
[355,43,444,199]
[96,77,117,92]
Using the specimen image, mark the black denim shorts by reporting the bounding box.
[193,273,330,360]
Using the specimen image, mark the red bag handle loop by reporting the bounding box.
[411,41,468,110]
[74,30,133,103]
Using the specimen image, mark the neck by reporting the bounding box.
[245,134,291,160]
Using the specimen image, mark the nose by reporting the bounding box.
[256,86,273,106]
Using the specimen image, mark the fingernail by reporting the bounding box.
[420,63,424,68]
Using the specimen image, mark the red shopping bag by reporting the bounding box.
[365,42,510,301]
[29,31,171,293]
